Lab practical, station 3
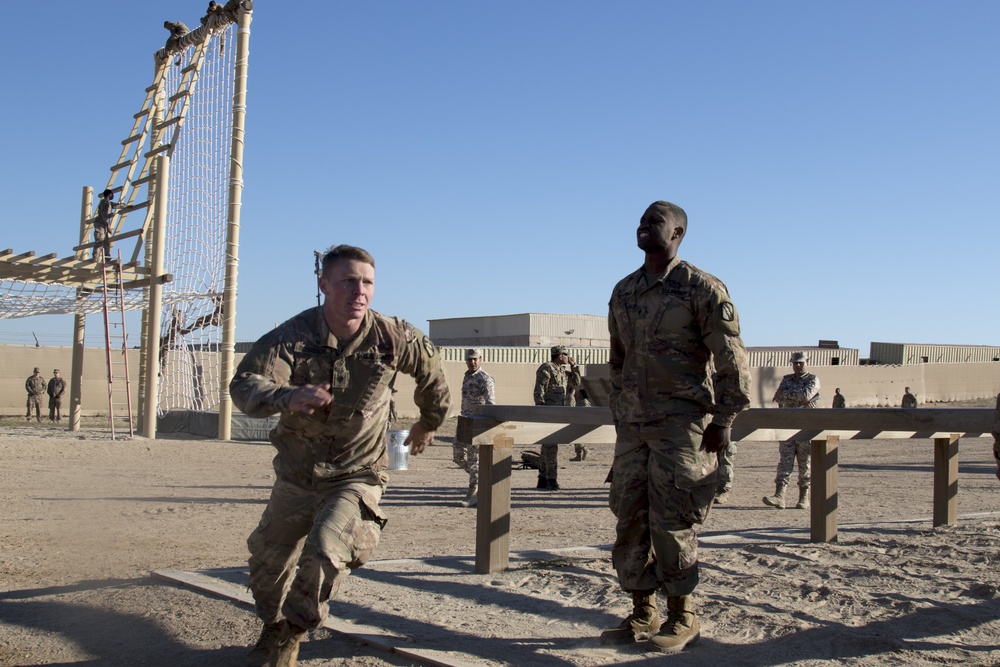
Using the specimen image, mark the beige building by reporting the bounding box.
[429,313,608,348]
[869,342,1000,365]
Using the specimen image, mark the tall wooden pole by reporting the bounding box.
[218,5,252,441]
[142,155,169,438]
[68,187,93,432]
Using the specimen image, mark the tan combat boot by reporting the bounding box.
[648,594,700,654]
[268,620,306,667]
[458,483,478,508]
[762,482,787,509]
[246,621,282,667]
[600,590,660,644]
[795,486,810,509]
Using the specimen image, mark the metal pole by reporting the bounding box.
[218,5,253,441]
[142,155,169,439]
[69,186,93,432]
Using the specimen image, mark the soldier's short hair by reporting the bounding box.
[465,348,482,360]
[646,201,688,231]
[101,188,114,198]
[321,244,375,275]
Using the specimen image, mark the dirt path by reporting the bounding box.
[1,413,998,666]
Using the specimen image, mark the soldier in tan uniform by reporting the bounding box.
[604,201,751,654]
[533,345,581,490]
[25,367,46,422]
[230,245,451,667]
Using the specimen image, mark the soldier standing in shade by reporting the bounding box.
[93,189,116,261]
[604,201,751,654]
[230,244,451,667]
[47,369,66,422]
[25,368,46,422]
[832,387,846,408]
[533,345,581,490]
[569,387,591,461]
[454,348,495,508]
[763,352,820,510]
[901,387,918,408]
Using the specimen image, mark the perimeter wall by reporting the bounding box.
[1,344,997,419]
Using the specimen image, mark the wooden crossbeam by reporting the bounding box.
[73,228,144,251]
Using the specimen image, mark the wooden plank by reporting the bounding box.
[151,569,480,667]
[475,434,513,574]
[810,436,839,543]
[73,228,145,251]
[933,434,959,527]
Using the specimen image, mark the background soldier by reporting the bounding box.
[901,387,918,408]
[605,201,751,654]
[533,345,581,490]
[47,369,66,422]
[764,352,820,510]
[832,387,846,408]
[230,244,451,667]
[25,367,46,422]
[570,388,591,461]
[454,348,495,507]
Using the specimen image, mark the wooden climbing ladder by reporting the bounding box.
[101,255,134,439]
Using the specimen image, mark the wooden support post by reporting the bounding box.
[932,433,959,527]
[810,435,839,543]
[475,434,513,574]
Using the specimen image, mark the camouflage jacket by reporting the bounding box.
[230,307,451,484]
[461,367,495,416]
[25,375,46,397]
[608,257,751,427]
[901,392,918,408]
[773,372,821,408]
[95,198,114,230]
[533,361,581,406]
[47,378,66,398]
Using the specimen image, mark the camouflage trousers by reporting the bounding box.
[609,415,716,597]
[774,440,811,489]
[93,224,112,261]
[48,397,63,420]
[247,473,387,630]
[452,442,479,487]
[25,395,42,419]
[540,443,559,479]
[716,442,737,493]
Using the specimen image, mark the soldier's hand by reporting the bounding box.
[701,423,731,454]
[288,383,332,414]
[406,422,435,455]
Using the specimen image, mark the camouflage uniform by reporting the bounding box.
[94,196,114,260]
[608,258,751,597]
[832,392,846,408]
[47,373,67,421]
[533,358,581,482]
[230,307,450,631]
[25,372,46,422]
[772,372,821,489]
[901,391,918,408]
[453,367,496,488]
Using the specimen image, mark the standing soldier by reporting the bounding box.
[763,352,820,510]
[454,348,495,507]
[533,345,581,490]
[605,201,751,653]
[230,244,451,666]
[47,369,67,422]
[93,189,116,261]
[832,388,846,408]
[901,387,918,408]
[25,368,46,422]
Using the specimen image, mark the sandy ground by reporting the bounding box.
[1,406,999,667]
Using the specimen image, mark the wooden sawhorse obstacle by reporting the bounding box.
[458,401,999,574]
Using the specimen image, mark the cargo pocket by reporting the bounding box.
[339,496,388,568]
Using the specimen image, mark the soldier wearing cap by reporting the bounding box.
[25,368,46,422]
[47,369,67,422]
[533,345,581,490]
[93,188,116,261]
[605,201,751,653]
[453,348,496,507]
[764,351,821,510]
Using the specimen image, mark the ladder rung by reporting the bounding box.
[144,145,171,158]
[121,133,145,145]
[118,201,150,214]
[145,83,158,93]
[181,62,199,74]
[131,174,155,187]
[158,116,183,129]
[110,159,135,172]
[168,90,191,103]
[134,107,151,119]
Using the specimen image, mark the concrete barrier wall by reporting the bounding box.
[1,344,998,418]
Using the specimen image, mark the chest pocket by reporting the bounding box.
[290,344,334,387]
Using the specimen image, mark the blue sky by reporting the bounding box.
[1,1,997,354]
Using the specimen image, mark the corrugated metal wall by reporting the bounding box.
[870,342,1000,365]
[440,346,610,365]
[747,347,860,367]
